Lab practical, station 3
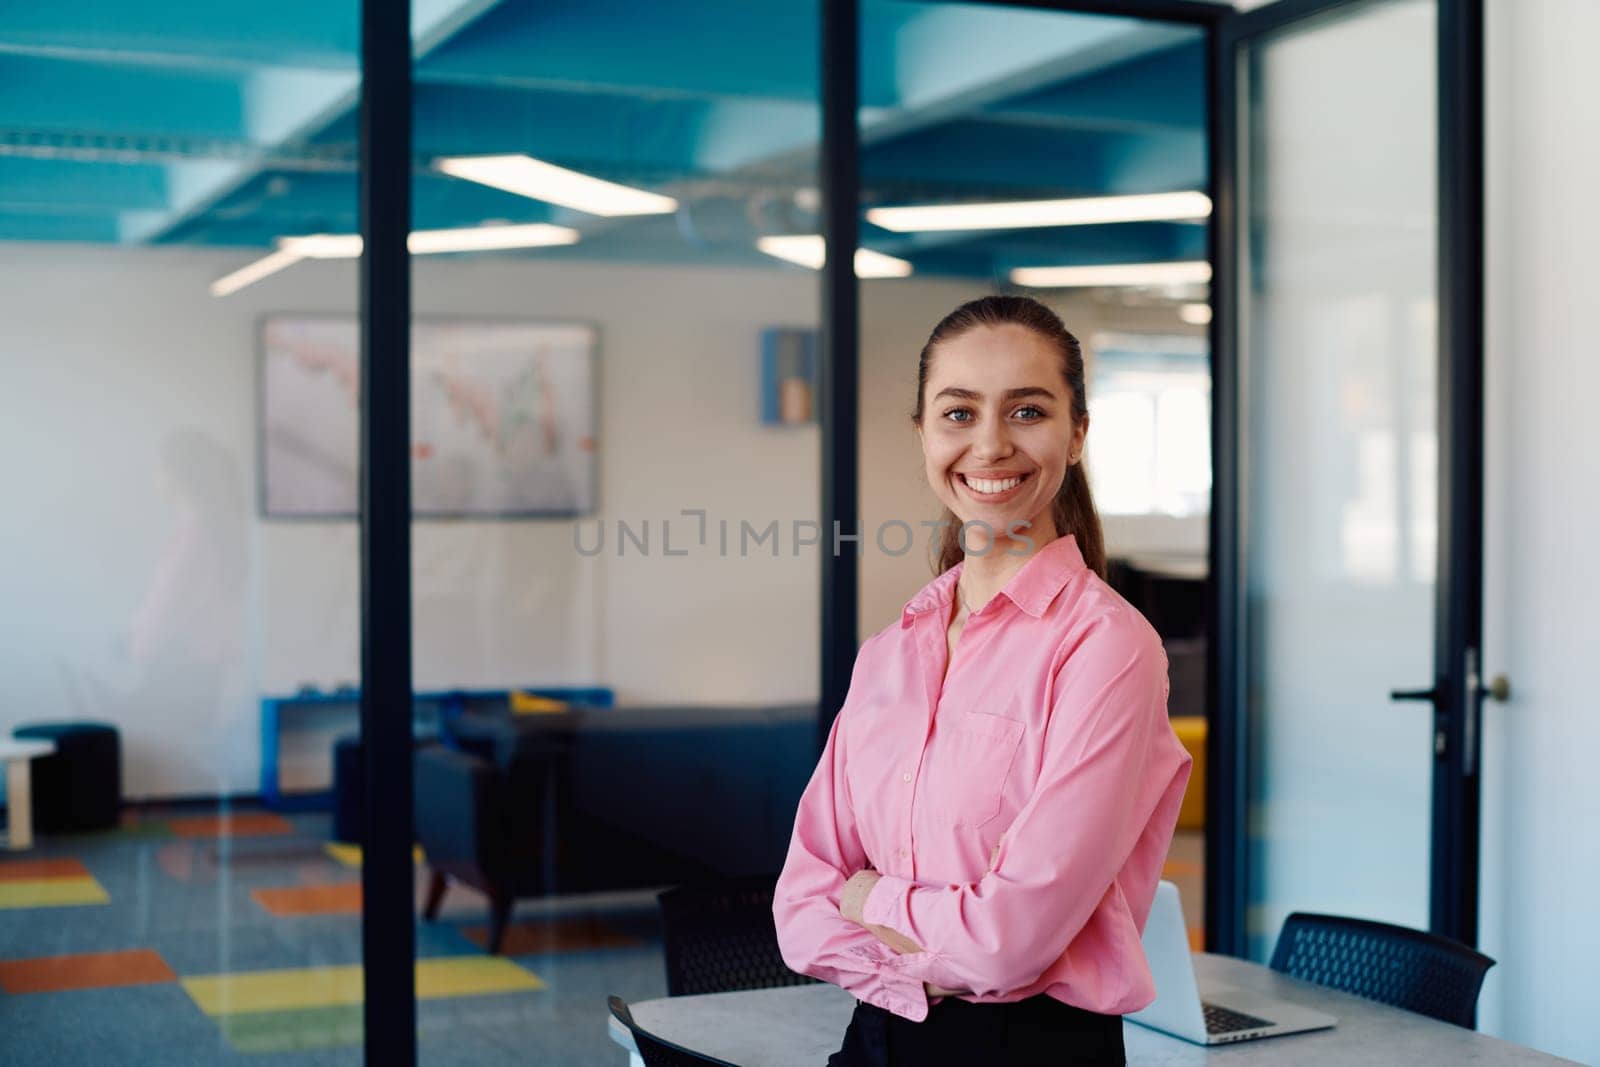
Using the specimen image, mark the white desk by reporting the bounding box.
[608,953,1579,1065]
[0,738,56,850]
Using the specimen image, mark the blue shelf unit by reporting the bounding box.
[259,686,615,811]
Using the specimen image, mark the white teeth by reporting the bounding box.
[966,475,1022,494]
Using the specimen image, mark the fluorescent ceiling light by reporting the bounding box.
[209,248,303,298]
[211,224,582,296]
[436,154,677,217]
[408,223,579,253]
[279,233,364,259]
[1010,260,1213,289]
[1179,302,1213,325]
[866,191,1211,233]
[756,235,913,279]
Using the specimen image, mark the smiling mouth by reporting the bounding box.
[958,471,1033,495]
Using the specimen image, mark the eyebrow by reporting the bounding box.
[932,386,1057,403]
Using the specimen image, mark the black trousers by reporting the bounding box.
[826,994,1126,1066]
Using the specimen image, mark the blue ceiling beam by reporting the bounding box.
[686,9,1194,182]
[0,210,122,243]
[1099,129,1207,195]
[861,120,1126,195]
[162,169,566,239]
[0,1,358,71]
[408,85,707,172]
[984,41,1205,135]
[996,219,1208,270]
[873,220,1204,281]
[861,6,1194,147]
[118,66,358,242]
[685,99,822,175]
[0,54,248,139]
[123,0,507,245]
[0,158,169,210]
[418,0,824,104]
[203,171,357,229]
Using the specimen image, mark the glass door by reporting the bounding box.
[1213,0,1484,962]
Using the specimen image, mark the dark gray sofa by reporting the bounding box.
[414,702,819,952]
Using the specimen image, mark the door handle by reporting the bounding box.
[1390,661,1509,770]
[1390,684,1446,759]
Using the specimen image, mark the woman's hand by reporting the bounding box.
[842,870,967,997]
[839,869,880,925]
[865,923,923,955]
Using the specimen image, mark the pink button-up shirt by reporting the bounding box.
[773,533,1193,1023]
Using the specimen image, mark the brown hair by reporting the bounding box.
[910,294,1107,581]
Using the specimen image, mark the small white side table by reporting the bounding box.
[0,738,57,850]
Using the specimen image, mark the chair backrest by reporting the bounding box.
[608,995,738,1067]
[657,875,819,997]
[1270,912,1496,1028]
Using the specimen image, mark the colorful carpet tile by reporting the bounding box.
[182,957,545,1018]
[166,813,296,839]
[0,948,176,994]
[251,883,363,917]
[215,1004,366,1054]
[0,857,110,909]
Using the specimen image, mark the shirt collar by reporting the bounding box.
[899,533,1087,628]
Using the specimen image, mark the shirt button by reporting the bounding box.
[902,772,912,783]
[899,848,909,858]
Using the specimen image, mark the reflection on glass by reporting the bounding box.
[1240,0,1439,961]
[406,2,829,1063]
[0,4,367,1063]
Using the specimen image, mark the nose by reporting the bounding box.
[972,412,1014,460]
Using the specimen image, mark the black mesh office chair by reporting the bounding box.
[1270,912,1496,1028]
[657,875,818,996]
[608,995,738,1067]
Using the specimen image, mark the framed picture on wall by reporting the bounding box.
[258,314,599,518]
[760,327,817,425]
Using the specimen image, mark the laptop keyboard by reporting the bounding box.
[1202,1003,1274,1034]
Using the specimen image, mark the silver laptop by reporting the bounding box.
[1127,881,1337,1046]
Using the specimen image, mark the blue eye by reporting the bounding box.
[1014,405,1044,420]
[943,409,972,423]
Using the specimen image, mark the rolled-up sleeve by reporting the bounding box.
[773,698,933,1021]
[860,620,1191,997]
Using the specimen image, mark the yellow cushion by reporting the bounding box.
[1170,716,1207,832]
[509,692,571,715]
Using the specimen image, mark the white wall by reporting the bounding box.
[0,244,1203,799]
[0,248,831,797]
[1478,1,1600,1062]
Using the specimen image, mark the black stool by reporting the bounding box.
[11,722,121,832]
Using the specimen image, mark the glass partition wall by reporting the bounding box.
[855,0,1212,941]
[0,3,1226,1063]
[0,5,370,1062]
[402,3,823,1062]
[1236,0,1440,961]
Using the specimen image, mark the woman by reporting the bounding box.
[773,295,1193,1065]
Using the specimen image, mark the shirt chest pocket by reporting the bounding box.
[921,711,1026,828]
